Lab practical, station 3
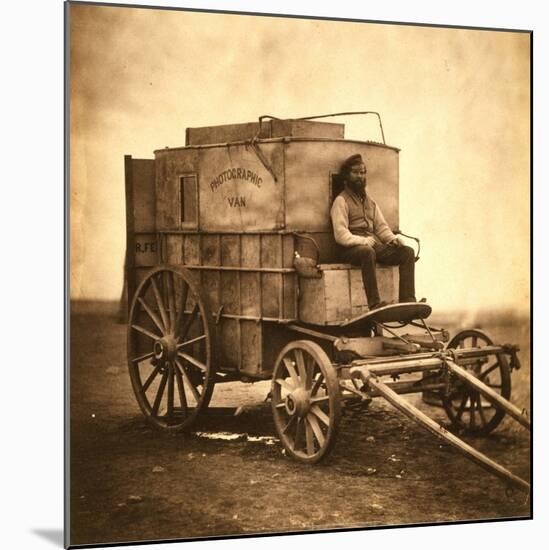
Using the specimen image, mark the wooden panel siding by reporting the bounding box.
[260,234,282,268]
[220,318,240,370]
[299,265,398,325]
[283,273,298,319]
[165,234,183,264]
[133,233,159,267]
[241,234,260,267]
[220,271,240,315]
[350,268,368,317]
[282,234,295,267]
[324,270,353,323]
[202,271,220,313]
[221,234,241,266]
[155,148,200,230]
[201,234,220,266]
[131,159,156,233]
[183,234,200,266]
[260,273,281,318]
[240,272,261,317]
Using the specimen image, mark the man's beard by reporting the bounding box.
[349,180,366,196]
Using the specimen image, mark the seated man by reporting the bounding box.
[330,153,422,310]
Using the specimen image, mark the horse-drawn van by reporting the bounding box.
[125,112,529,492]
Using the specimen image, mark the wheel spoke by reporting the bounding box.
[310,395,330,404]
[174,280,189,337]
[142,364,161,392]
[305,418,315,455]
[177,351,207,372]
[131,350,154,363]
[311,373,324,396]
[477,394,488,426]
[469,395,477,429]
[310,404,330,426]
[131,324,161,341]
[175,359,201,402]
[486,383,502,389]
[468,357,480,372]
[472,335,478,348]
[165,270,176,333]
[282,357,300,388]
[282,415,297,435]
[150,277,169,333]
[305,356,315,390]
[151,369,169,417]
[177,334,207,349]
[174,363,188,412]
[479,362,500,380]
[294,349,308,387]
[307,414,325,448]
[167,362,175,418]
[179,303,199,340]
[137,297,166,335]
[455,394,469,422]
[275,378,294,393]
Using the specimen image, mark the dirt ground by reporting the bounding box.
[69,308,531,547]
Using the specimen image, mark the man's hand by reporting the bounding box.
[363,236,376,248]
[389,236,404,247]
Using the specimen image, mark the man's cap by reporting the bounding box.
[340,154,365,174]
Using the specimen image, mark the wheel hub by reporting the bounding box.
[284,388,310,418]
[153,336,177,362]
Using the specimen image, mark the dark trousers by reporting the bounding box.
[341,244,416,306]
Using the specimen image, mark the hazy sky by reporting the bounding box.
[70,4,530,314]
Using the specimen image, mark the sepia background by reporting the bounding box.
[69,3,530,317]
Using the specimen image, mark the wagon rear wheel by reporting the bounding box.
[127,266,216,431]
[443,329,511,436]
[271,340,341,463]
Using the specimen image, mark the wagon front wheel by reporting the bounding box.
[127,266,216,431]
[271,340,341,463]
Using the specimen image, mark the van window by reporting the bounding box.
[180,174,198,227]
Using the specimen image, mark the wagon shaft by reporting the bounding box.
[349,346,530,494]
[445,358,530,429]
[362,373,530,493]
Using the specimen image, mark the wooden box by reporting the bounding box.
[298,264,398,325]
[185,119,344,145]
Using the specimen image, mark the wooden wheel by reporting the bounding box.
[271,340,341,463]
[443,329,511,435]
[127,266,215,430]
